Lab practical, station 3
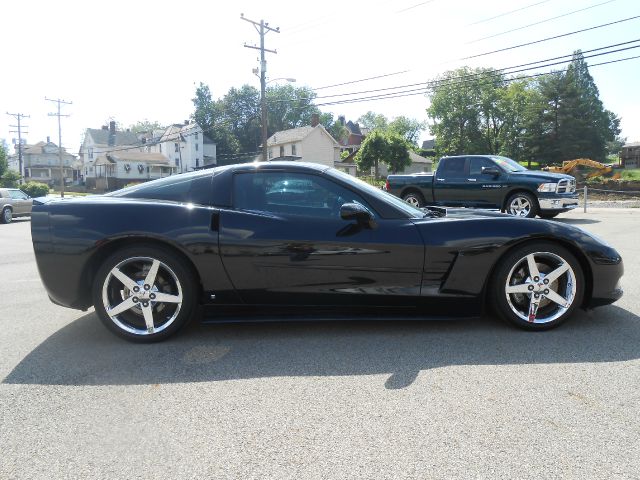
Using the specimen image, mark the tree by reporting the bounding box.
[266,84,321,135]
[354,131,411,177]
[192,82,240,155]
[0,143,8,178]
[128,119,166,134]
[387,116,426,146]
[357,111,388,131]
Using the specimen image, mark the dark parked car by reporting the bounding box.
[31,162,623,342]
[386,155,579,218]
[0,188,33,224]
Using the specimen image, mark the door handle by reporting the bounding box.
[467,178,477,182]
[436,178,445,182]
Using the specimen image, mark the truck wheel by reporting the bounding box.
[402,191,425,208]
[505,192,538,218]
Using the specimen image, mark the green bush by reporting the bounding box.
[21,181,50,198]
[0,170,21,187]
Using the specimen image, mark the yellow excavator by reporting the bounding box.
[544,159,621,180]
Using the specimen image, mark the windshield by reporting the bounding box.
[329,168,424,218]
[489,156,528,172]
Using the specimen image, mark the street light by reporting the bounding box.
[260,77,296,161]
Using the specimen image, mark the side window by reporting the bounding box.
[233,172,374,219]
[9,190,28,200]
[438,158,467,178]
[469,158,497,177]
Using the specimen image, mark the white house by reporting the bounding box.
[265,116,340,168]
[147,122,216,172]
[378,151,433,176]
[80,121,142,188]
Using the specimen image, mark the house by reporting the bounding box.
[8,138,78,185]
[80,121,142,188]
[336,116,365,155]
[620,142,640,169]
[264,114,340,168]
[93,151,175,191]
[146,122,216,172]
[334,150,432,177]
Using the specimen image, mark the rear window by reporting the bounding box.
[107,171,213,205]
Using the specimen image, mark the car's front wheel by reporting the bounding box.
[1,207,12,224]
[491,242,584,330]
[92,245,198,342]
[505,192,538,218]
[402,191,425,208]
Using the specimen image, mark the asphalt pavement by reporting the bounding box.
[1,209,638,479]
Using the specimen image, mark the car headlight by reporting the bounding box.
[537,183,557,193]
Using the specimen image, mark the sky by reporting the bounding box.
[1,0,639,156]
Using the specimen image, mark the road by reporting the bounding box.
[1,209,639,479]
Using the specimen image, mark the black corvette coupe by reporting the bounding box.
[31,162,623,342]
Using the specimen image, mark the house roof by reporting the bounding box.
[345,121,362,136]
[19,141,74,157]
[267,125,339,147]
[409,151,433,164]
[203,133,215,144]
[159,123,202,143]
[87,128,140,146]
[623,142,640,148]
[421,139,435,150]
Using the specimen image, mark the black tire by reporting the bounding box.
[92,244,198,342]
[505,191,539,218]
[1,207,12,224]
[539,212,560,219]
[402,190,425,208]
[491,242,584,331]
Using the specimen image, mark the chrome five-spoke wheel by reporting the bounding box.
[402,192,424,208]
[506,192,538,218]
[93,245,197,342]
[492,243,584,330]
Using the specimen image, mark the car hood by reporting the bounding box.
[509,170,574,182]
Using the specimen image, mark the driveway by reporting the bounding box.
[1,209,638,479]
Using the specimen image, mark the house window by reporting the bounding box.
[195,143,199,151]
[280,146,284,157]
[159,144,162,153]
[268,148,273,159]
[291,144,296,156]
[196,158,199,167]
[174,143,179,153]
[195,132,198,140]
[175,158,180,166]
[88,147,94,159]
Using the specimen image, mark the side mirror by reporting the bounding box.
[340,202,376,229]
[481,166,501,177]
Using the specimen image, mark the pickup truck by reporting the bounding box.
[385,155,578,218]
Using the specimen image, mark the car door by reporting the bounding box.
[433,157,469,206]
[8,190,31,215]
[218,170,425,306]
[465,157,506,208]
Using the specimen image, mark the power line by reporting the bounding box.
[265,39,640,106]
[311,53,640,108]
[466,0,618,44]
[466,0,552,26]
[462,14,640,60]
[312,71,411,91]
[395,0,437,14]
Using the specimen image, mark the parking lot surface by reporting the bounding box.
[1,209,639,479]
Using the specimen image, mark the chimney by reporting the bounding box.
[102,125,108,130]
[311,113,319,127]
[184,119,190,126]
[46,136,50,143]
[108,121,116,146]
[338,115,345,125]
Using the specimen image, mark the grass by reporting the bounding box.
[620,169,640,181]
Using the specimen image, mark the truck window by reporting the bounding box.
[438,157,467,178]
[469,158,497,176]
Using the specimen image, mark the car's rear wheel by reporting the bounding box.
[1,207,12,224]
[402,191,425,208]
[505,192,538,218]
[491,242,584,330]
[92,245,198,342]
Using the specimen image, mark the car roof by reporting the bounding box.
[222,161,331,174]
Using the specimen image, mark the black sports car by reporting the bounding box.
[31,162,623,342]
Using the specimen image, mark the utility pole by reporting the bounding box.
[241,13,279,162]
[45,97,72,198]
[6,112,30,182]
